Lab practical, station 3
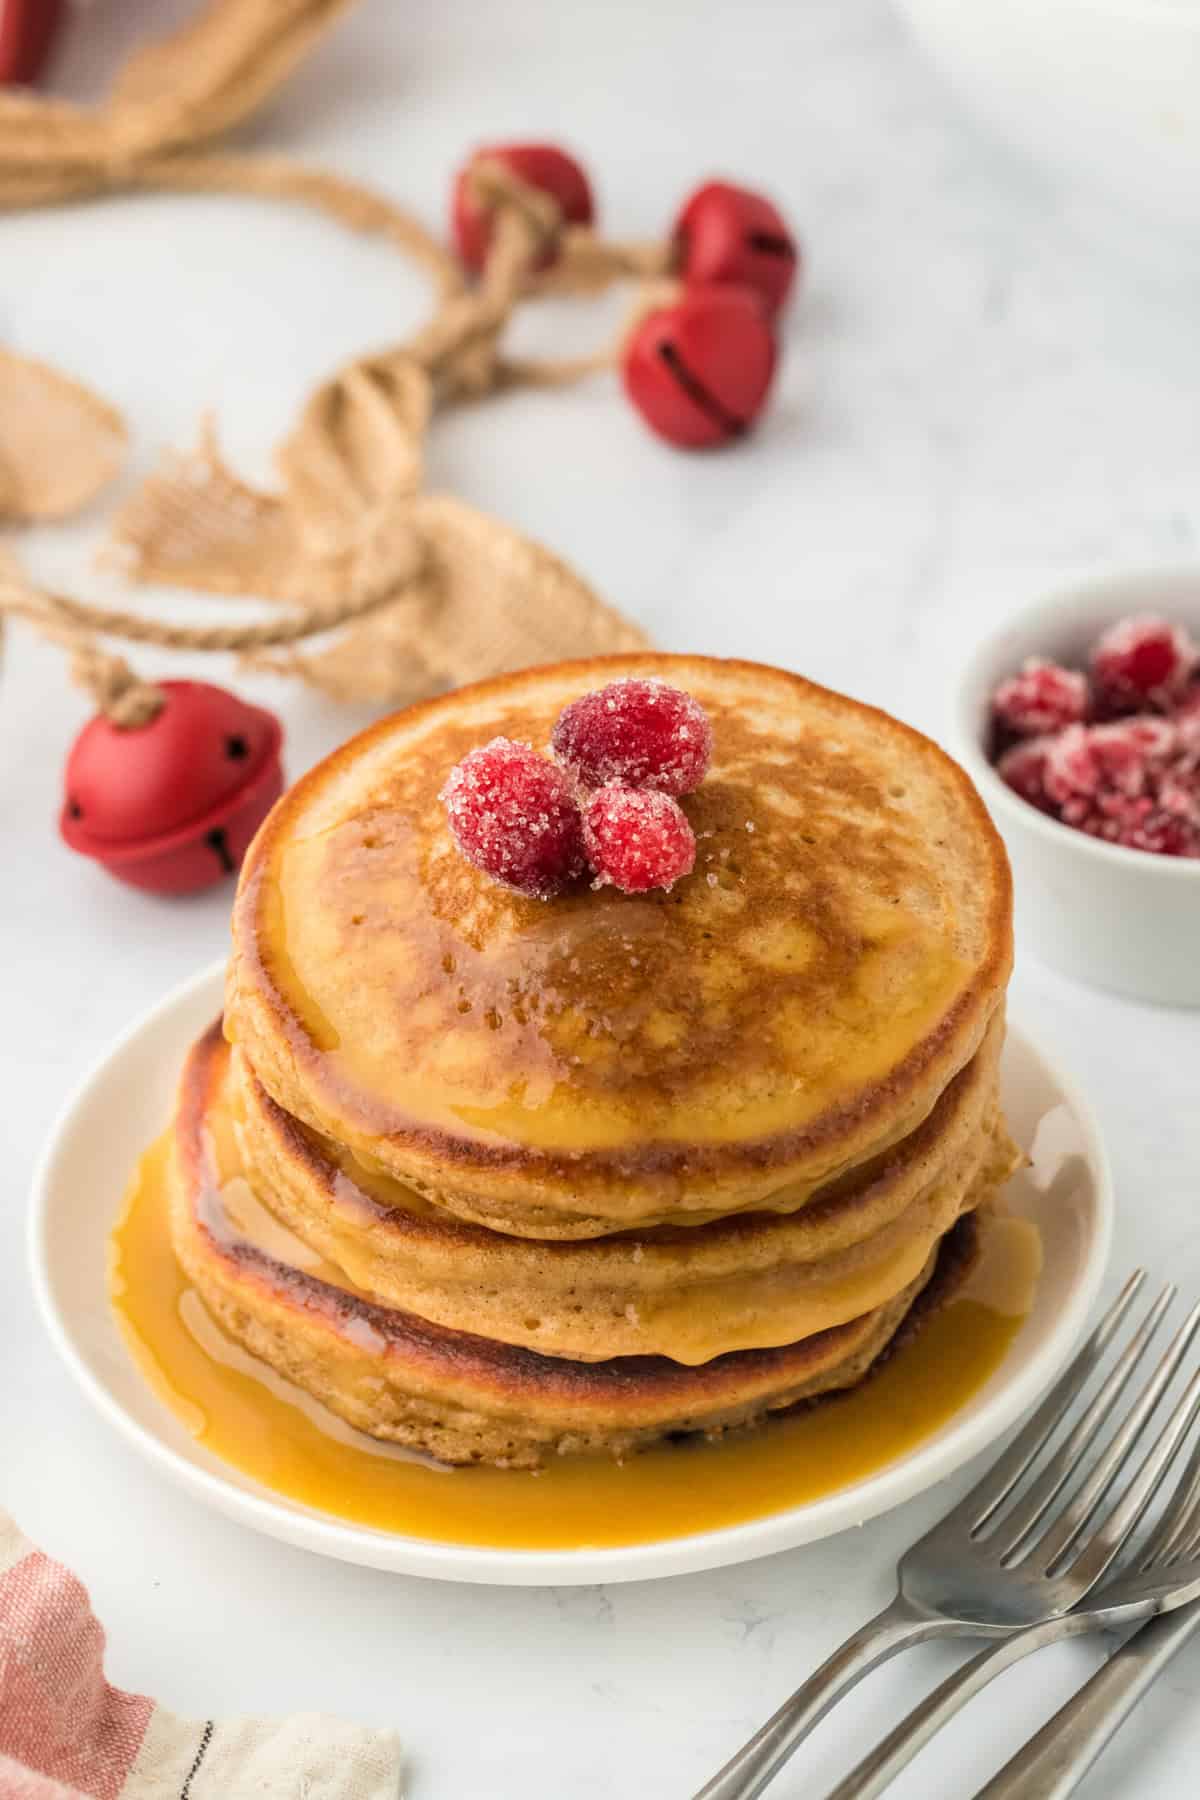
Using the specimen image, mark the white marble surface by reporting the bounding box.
[3,2,1200,1795]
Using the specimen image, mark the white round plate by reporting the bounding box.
[31,961,1112,1586]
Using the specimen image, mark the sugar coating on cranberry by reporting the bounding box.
[583,784,697,893]
[1040,719,1200,857]
[1091,615,1197,715]
[552,679,713,796]
[991,658,1088,742]
[1043,718,1176,809]
[440,737,586,898]
[996,738,1057,814]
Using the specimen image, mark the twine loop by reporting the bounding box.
[466,158,565,266]
[0,0,655,725]
[70,648,165,728]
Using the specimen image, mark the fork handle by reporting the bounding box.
[825,1612,1100,1800]
[692,1598,948,1800]
[977,1602,1200,1799]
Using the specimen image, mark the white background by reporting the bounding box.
[3,2,1200,1795]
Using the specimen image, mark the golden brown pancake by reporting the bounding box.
[227,1020,1019,1362]
[168,1025,984,1467]
[226,655,1012,1238]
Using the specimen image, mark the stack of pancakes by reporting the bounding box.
[168,655,1017,1468]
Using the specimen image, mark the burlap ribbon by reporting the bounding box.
[0,0,660,719]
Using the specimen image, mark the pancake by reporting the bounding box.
[226,1020,1019,1363]
[168,1025,982,1466]
[226,655,1012,1238]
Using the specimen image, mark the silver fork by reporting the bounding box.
[976,1501,1200,1796]
[976,1609,1200,1798]
[828,1409,1200,1797]
[694,1273,1200,1800]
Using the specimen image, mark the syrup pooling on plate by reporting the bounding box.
[109,1134,1039,1550]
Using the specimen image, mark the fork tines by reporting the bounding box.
[949,1272,1200,1585]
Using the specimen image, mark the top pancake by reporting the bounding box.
[227,655,1012,1236]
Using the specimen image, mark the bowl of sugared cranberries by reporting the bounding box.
[957,570,1200,1006]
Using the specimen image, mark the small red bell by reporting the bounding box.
[622,285,777,450]
[60,681,285,895]
[452,142,594,273]
[674,180,800,318]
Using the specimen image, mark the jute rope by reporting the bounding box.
[0,0,665,725]
[0,535,423,724]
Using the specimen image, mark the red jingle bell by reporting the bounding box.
[0,0,65,84]
[452,142,594,273]
[60,681,285,895]
[674,180,799,318]
[622,285,777,450]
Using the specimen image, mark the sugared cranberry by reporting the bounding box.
[1091,615,1196,716]
[674,180,799,318]
[991,658,1088,743]
[622,285,776,449]
[1043,719,1176,812]
[552,679,712,796]
[1086,794,1200,857]
[583,785,696,893]
[1131,814,1200,856]
[1039,719,1200,857]
[440,738,586,898]
[996,738,1057,815]
[452,143,594,273]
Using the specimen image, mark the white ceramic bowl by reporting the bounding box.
[957,567,1200,1005]
[894,0,1200,248]
[31,962,1112,1585]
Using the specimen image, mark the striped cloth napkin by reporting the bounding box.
[0,1511,403,1798]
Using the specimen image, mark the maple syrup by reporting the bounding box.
[110,1134,1039,1552]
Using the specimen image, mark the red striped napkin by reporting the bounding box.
[0,1511,402,1798]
